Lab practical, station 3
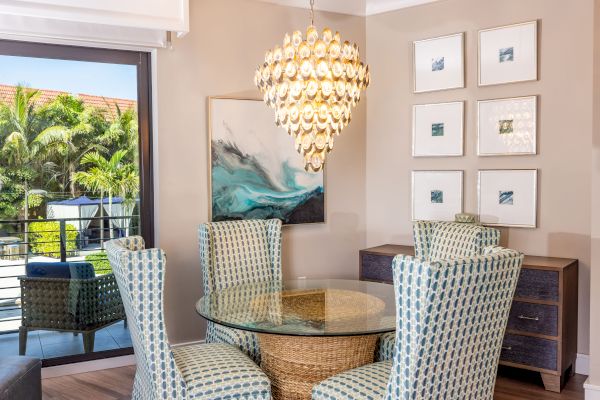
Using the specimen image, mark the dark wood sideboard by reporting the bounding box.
[359,244,578,393]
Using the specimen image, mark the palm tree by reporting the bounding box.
[101,104,139,163]
[35,95,109,197]
[0,85,50,217]
[73,150,139,241]
[0,86,40,167]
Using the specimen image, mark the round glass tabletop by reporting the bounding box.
[196,279,396,336]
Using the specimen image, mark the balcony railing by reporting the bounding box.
[0,215,140,334]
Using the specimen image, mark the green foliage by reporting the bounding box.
[85,253,112,275]
[0,84,140,220]
[29,221,78,258]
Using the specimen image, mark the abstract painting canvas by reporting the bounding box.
[412,170,463,221]
[209,97,324,224]
[478,169,537,228]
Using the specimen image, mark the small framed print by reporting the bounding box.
[478,96,537,156]
[414,33,465,93]
[478,169,538,228]
[479,21,538,86]
[412,170,463,221]
[413,101,464,157]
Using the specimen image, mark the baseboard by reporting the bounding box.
[42,354,136,379]
[585,379,600,399]
[578,353,590,375]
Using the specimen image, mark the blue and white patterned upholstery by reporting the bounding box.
[414,221,500,260]
[198,219,282,364]
[106,237,272,400]
[313,248,523,400]
[375,332,395,362]
[376,220,501,361]
[312,360,392,400]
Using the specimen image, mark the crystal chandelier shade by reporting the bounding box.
[254,20,370,172]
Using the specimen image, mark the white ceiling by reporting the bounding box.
[255,0,443,16]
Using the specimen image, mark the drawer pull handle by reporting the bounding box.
[502,346,512,351]
[517,315,539,321]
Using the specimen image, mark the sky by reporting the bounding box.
[0,55,137,100]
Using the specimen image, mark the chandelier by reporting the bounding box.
[254,0,370,172]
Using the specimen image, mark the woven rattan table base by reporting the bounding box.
[258,333,378,400]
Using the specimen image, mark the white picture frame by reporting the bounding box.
[479,21,538,86]
[413,101,464,157]
[414,33,465,93]
[478,169,538,228]
[478,96,537,156]
[412,170,463,221]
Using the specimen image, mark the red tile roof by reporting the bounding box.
[0,84,137,118]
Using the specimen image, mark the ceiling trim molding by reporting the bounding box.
[366,0,443,16]
[255,0,443,17]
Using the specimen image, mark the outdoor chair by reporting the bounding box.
[18,262,125,355]
[376,220,501,362]
[312,248,524,400]
[106,237,272,400]
[198,219,282,364]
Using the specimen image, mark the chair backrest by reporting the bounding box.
[387,248,523,399]
[198,219,282,294]
[106,237,185,400]
[413,221,500,260]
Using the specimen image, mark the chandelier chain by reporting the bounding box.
[310,0,315,26]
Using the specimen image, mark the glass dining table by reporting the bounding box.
[196,279,396,400]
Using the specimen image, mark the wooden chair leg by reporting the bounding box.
[82,332,95,353]
[123,318,128,329]
[18,327,27,356]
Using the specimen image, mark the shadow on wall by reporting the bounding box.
[282,212,362,280]
[548,232,590,355]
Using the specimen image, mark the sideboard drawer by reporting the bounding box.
[507,302,559,336]
[360,254,394,283]
[501,334,558,371]
[515,269,559,302]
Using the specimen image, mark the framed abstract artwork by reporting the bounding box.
[479,21,538,86]
[412,170,463,221]
[477,96,537,156]
[478,169,538,228]
[478,96,537,156]
[209,97,325,224]
[413,33,465,93]
[413,101,464,157]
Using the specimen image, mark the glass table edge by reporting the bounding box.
[195,301,396,337]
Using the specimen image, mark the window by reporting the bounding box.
[0,40,153,365]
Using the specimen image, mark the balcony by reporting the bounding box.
[0,215,134,362]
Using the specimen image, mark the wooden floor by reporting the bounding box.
[42,365,586,400]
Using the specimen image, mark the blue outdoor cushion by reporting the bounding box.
[26,262,95,279]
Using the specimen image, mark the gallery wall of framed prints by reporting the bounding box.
[410,20,540,228]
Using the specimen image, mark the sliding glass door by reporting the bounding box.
[0,40,153,366]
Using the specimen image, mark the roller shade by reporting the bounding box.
[0,0,188,48]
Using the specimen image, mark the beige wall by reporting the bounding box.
[365,0,594,355]
[156,0,367,343]
[588,0,600,384]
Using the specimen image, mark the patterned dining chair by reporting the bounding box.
[376,220,501,361]
[198,219,282,364]
[106,237,272,400]
[312,248,524,400]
